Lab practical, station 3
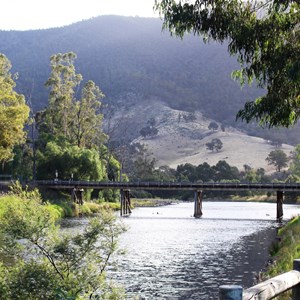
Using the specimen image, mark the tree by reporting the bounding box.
[44,52,82,139]
[196,162,216,182]
[155,0,300,128]
[266,149,289,172]
[290,144,300,176]
[36,52,113,181]
[71,80,106,148]
[206,138,223,152]
[0,190,125,299]
[213,160,240,181]
[0,54,30,168]
[36,141,106,181]
[208,121,219,131]
[42,52,106,149]
[176,163,197,182]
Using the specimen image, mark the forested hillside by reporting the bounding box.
[0,15,298,144]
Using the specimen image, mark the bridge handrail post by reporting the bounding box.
[293,259,300,299]
[219,285,242,300]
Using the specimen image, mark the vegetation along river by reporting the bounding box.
[62,201,300,299]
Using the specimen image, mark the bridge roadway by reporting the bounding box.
[36,180,300,192]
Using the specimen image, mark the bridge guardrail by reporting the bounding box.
[34,180,300,191]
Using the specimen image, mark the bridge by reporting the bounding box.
[35,180,300,220]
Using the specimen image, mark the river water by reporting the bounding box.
[111,201,300,299]
[63,201,300,299]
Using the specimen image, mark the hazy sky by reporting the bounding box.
[0,0,159,31]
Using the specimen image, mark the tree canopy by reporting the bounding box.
[266,149,289,172]
[0,54,29,168]
[155,0,300,128]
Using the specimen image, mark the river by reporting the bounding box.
[63,201,300,299]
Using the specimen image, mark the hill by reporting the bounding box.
[109,99,293,172]
[0,15,298,170]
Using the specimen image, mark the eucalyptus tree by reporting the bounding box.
[71,80,106,148]
[155,0,300,127]
[43,52,106,149]
[37,52,112,181]
[0,54,29,168]
[44,52,82,140]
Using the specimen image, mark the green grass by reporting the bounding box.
[263,215,300,299]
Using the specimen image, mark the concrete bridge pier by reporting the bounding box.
[120,189,131,217]
[277,190,284,221]
[194,190,203,218]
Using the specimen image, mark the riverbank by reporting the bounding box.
[260,215,300,299]
[131,198,180,207]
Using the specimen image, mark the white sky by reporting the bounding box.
[0,0,159,31]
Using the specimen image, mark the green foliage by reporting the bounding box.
[155,0,300,128]
[43,52,82,139]
[41,52,106,149]
[34,52,114,181]
[290,144,300,176]
[0,53,30,167]
[0,193,126,299]
[37,141,106,180]
[266,149,289,172]
[264,216,300,299]
[176,160,240,182]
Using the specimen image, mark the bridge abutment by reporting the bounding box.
[194,190,203,218]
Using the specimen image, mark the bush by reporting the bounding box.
[0,193,126,299]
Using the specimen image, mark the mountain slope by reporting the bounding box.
[130,101,293,172]
[0,16,260,124]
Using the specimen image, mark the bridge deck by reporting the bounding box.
[35,180,300,191]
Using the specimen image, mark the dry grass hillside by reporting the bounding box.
[129,101,294,173]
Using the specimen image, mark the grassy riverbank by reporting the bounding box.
[261,215,300,299]
[49,200,120,218]
[131,198,180,207]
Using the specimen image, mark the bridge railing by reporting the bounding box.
[219,259,300,299]
[34,180,300,191]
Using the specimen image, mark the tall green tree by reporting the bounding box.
[155,0,300,127]
[0,54,29,168]
[44,52,82,139]
[71,80,106,148]
[42,52,106,149]
[37,52,112,181]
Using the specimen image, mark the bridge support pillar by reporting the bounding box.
[72,187,84,205]
[194,190,203,218]
[120,189,131,217]
[277,190,284,221]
